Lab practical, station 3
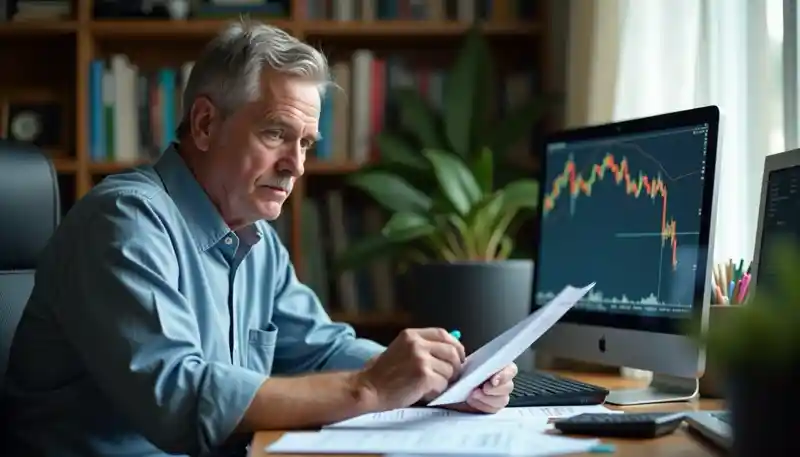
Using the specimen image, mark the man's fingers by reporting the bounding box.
[413,328,466,361]
[425,352,458,381]
[505,363,519,379]
[485,363,518,388]
[497,363,518,383]
[483,379,514,396]
[422,364,450,397]
[468,388,505,413]
[428,341,463,373]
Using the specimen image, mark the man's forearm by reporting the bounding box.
[236,370,378,431]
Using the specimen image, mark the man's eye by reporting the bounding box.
[263,130,282,140]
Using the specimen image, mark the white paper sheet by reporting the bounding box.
[493,404,620,420]
[265,429,599,455]
[428,283,596,406]
[323,408,542,432]
[323,404,619,430]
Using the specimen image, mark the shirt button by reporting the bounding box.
[224,237,233,245]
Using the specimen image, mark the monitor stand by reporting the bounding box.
[604,373,699,406]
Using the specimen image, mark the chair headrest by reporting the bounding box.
[0,142,60,270]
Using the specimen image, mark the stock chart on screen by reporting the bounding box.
[535,125,710,318]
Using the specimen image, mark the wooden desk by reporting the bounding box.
[249,372,726,457]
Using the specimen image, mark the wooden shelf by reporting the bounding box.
[88,160,149,174]
[66,19,540,40]
[306,161,364,175]
[52,157,78,173]
[300,20,541,37]
[0,21,77,36]
[90,19,297,39]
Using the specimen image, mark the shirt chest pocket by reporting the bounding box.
[246,324,278,375]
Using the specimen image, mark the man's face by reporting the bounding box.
[195,71,320,227]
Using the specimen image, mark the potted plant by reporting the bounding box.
[697,239,800,457]
[341,145,539,360]
[335,28,552,367]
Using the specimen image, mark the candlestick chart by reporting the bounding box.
[535,125,709,317]
[543,154,680,270]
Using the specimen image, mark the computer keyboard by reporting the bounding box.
[508,370,609,407]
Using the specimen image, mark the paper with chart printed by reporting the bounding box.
[324,404,618,431]
[427,282,596,406]
[265,428,600,455]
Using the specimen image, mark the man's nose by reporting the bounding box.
[281,142,305,177]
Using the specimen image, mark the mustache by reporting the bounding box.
[258,175,294,192]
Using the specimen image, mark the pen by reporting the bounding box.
[738,273,751,303]
[727,261,733,286]
[449,330,461,340]
[728,280,734,300]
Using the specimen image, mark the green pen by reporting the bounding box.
[449,330,461,340]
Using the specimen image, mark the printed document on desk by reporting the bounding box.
[265,429,600,455]
[428,282,596,406]
[324,404,618,430]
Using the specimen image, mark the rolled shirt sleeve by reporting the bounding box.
[267,228,386,374]
[52,193,267,456]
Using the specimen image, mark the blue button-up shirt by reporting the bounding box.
[2,146,385,457]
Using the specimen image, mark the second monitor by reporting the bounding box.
[532,106,722,405]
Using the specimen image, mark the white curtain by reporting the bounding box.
[611,0,786,263]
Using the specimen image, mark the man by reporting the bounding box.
[1,20,516,457]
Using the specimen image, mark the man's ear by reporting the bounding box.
[189,96,219,152]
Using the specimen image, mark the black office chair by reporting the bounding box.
[0,141,61,383]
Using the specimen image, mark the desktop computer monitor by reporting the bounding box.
[751,148,800,295]
[531,106,722,405]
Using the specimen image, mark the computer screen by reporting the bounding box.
[754,162,800,293]
[534,122,712,327]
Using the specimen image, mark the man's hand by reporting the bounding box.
[441,363,518,414]
[355,328,465,411]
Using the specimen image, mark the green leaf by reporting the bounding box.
[347,171,432,214]
[423,149,482,216]
[487,97,548,160]
[335,234,398,272]
[375,132,429,170]
[480,180,540,259]
[443,27,483,156]
[470,146,494,194]
[500,179,540,210]
[484,211,519,260]
[469,191,504,224]
[469,191,505,258]
[394,87,445,149]
[496,235,514,260]
[443,214,475,258]
[382,212,435,241]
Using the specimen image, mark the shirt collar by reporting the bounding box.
[154,144,263,252]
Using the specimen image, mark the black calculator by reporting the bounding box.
[552,412,687,438]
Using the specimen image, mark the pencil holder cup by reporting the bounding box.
[699,304,741,398]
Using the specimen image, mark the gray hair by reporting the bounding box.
[177,19,330,137]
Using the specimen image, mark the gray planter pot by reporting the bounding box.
[727,363,800,457]
[404,259,535,371]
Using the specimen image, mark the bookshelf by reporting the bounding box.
[0,0,548,335]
